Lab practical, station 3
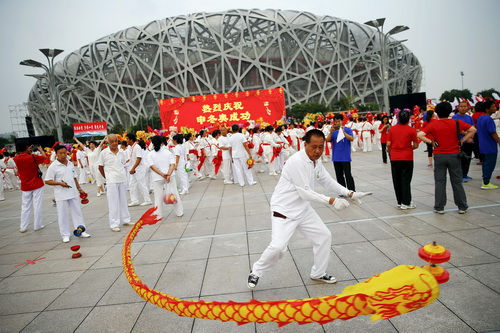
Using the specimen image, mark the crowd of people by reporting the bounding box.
[0,99,499,253]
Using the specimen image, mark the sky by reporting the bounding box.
[0,0,498,134]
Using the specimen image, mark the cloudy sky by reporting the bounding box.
[0,0,498,134]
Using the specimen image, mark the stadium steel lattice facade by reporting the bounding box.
[25,9,422,134]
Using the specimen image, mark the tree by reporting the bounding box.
[439,89,472,102]
[109,123,125,135]
[357,103,380,112]
[332,94,356,111]
[477,88,500,99]
[49,124,74,143]
[288,103,328,119]
[0,137,10,149]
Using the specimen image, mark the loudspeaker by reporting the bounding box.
[15,136,56,152]
[25,116,35,137]
[389,92,427,115]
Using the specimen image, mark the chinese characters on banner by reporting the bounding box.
[73,122,107,137]
[158,88,286,130]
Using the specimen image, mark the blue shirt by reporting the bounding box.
[331,127,353,162]
[476,115,498,154]
[452,113,474,140]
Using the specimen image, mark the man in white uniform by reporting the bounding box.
[218,127,233,184]
[126,133,152,206]
[98,134,132,232]
[248,129,370,289]
[45,145,91,242]
[229,124,256,187]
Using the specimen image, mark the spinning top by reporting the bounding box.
[247,158,254,169]
[80,191,89,204]
[73,225,86,237]
[418,241,450,284]
[70,245,82,259]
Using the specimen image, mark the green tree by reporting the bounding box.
[0,137,10,149]
[439,89,472,102]
[49,124,74,143]
[477,88,500,99]
[109,123,125,135]
[332,94,356,111]
[357,103,381,112]
[288,103,328,119]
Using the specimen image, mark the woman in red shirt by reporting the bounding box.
[387,110,419,210]
[379,115,391,164]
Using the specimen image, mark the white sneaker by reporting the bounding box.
[128,202,140,207]
[400,203,416,210]
[97,192,101,197]
[223,181,233,185]
[140,201,152,206]
[81,232,91,238]
[62,237,70,243]
[111,227,121,232]
[258,170,265,173]
[311,274,337,284]
[20,229,27,233]
[249,181,257,185]
[34,225,45,231]
[123,222,134,226]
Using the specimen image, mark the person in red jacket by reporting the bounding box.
[387,110,419,209]
[418,102,476,214]
[13,140,47,233]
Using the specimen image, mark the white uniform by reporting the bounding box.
[360,121,373,152]
[0,159,5,200]
[229,132,256,186]
[218,135,233,184]
[372,119,382,150]
[147,147,183,218]
[76,149,90,184]
[198,136,216,178]
[173,144,189,194]
[3,157,19,190]
[86,147,105,188]
[45,159,86,239]
[261,132,280,175]
[98,148,131,228]
[185,139,200,178]
[252,149,350,279]
[128,143,152,205]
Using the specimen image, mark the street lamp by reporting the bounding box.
[57,85,81,133]
[20,48,64,142]
[460,71,464,90]
[364,18,409,113]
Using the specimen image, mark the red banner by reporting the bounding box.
[73,122,107,137]
[158,88,285,131]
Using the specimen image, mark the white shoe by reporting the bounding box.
[111,227,121,232]
[97,192,101,197]
[140,201,152,206]
[81,232,91,238]
[249,181,257,185]
[128,202,140,207]
[123,222,134,226]
[258,170,265,173]
[269,172,278,176]
[20,229,27,233]
[62,237,70,243]
[34,225,45,231]
[223,181,233,185]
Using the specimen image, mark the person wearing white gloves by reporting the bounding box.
[248,129,370,289]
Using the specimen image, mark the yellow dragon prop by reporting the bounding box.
[122,208,442,326]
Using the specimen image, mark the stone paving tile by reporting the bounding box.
[0,147,498,332]
[74,303,144,333]
[0,289,64,315]
[0,313,39,333]
[21,307,94,333]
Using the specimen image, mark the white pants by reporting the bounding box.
[106,182,131,228]
[4,169,19,190]
[78,166,90,184]
[56,197,85,238]
[264,153,276,174]
[362,132,372,152]
[89,164,105,187]
[252,205,332,279]
[0,174,4,200]
[20,187,44,231]
[373,133,382,150]
[175,163,190,193]
[200,156,215,177]
[152,179,183,218]
[232,156,255,186]
[221,158,233,183]
[129,169,151,204]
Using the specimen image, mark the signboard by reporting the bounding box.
[158,88,285,130]
[73,122,107,137]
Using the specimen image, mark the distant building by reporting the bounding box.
[25,9,422,133]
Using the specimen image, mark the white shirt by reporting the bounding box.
[86,147,101,166]
[129,143,144,171]
[45,160,79,201]
[98,148,127,184]
[76,150,88,167]
[218,136,231,159]
[229,132,249,159]
[173,144,186,165]
[271,149,350,219]
[147,148,175,182]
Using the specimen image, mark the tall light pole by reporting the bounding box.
[57,85,81,135]
[20,48,64,142]
[460,71,464,90]
[364,18,409,113]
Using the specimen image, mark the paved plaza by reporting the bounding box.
[0,145,499,333]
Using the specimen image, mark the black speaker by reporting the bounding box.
[406,80,413,94]
[25,116,35,137]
